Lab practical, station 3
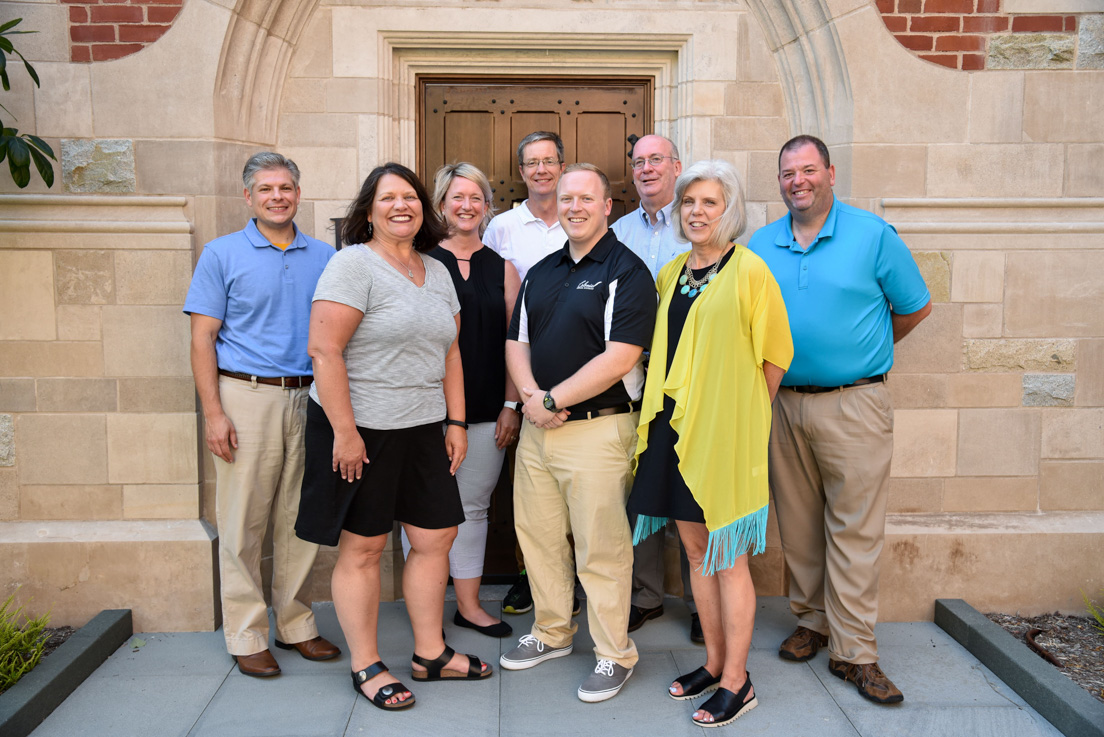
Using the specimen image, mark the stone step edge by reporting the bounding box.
[935,598,1104,737]
[0,609,132,737]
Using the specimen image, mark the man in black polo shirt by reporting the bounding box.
[499,163,656,703]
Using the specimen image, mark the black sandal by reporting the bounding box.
[692,672,757,728]
[411,644,492,681]
[352,661,415,711]
[669,665,721,701]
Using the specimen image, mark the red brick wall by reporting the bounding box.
[64,0,184,63]
[877,0,1080,70]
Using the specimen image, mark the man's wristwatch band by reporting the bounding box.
[504,401,522,413]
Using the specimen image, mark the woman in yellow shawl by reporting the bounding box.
[628,160,792,727]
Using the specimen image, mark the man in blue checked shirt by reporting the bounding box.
[611,134,699,643]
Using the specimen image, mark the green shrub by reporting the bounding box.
[0,590,51,694]
[1086,589,1104,637]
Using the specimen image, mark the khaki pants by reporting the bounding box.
[514,413,639,669]
[768,383,894,665]
[215,376,319,656]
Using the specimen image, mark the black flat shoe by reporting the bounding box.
[454,610,513,638]
[669,665,720,701]
[352,661,415,711]
[693,672,757,727]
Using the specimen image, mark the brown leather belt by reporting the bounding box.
[565,400,641,422]
[218,369,313,389]
[787,374,886,395]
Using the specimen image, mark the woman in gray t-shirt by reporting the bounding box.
[296,163,492,712]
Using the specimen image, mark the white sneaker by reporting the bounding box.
[499,634,573,671]
[577,659,633,702]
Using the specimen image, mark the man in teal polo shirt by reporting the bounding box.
[748,135,931,705]
[184,152,338,677]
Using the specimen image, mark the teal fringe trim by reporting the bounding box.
[702,505,769,575]
[632,514,668,546]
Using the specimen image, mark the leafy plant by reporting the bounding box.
[1085,588,1104,637]
[0,17,55,188]
[0,589,51,694]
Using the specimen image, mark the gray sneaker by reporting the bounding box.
[578,659,633,702]
[499,634,573,671]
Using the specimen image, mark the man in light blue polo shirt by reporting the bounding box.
[749,135,930,705]
[184,152,338,678]
[612,134,699,642]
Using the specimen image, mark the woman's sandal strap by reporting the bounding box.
[411,645,456,676]
[352,661,414,710]
[353,660,388,683]
[671,665,720,699]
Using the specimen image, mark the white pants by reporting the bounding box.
[402,421,504,579]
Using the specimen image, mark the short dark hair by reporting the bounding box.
[778,135,831,170]
[341,163,447,252]
[516,131,565,167]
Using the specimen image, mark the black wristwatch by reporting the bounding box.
[543,391,558,412]
[445,418,468,429]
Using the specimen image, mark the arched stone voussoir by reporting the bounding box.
[214,0,322,145]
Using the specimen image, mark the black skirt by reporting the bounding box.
[295,399,464,546]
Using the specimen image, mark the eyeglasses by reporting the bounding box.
[631,155,677,170]
[522,158,561,170]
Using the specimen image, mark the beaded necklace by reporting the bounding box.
[678,246,731,298]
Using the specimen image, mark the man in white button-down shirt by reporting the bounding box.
[483,131,567,281]
[611,134,698,642]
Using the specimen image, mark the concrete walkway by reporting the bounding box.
[30,596,1062,737]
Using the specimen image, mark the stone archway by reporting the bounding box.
[213,0,854,150]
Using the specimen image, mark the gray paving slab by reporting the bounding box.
[188,671,353,737]
[843,704,1064,737]
[30,673,226,737]
[24,597,1076,737]
[871,622,1031,708]
[91,630,231,678]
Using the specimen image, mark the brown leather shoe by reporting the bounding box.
[274,636,341,661]
[778,626,828,662]
[233,649,281,677]
[828,659,904,704]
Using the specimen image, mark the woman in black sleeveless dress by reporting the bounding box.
[400,163,522,637]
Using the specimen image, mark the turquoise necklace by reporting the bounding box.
[678,256,721,298]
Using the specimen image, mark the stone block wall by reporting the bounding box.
[0,194,219,631]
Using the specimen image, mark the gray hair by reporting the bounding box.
[516,131,564,167]
[242,152,301,191]
[632,134,680,162]
[432,162,497,237]
[673,160,747,244]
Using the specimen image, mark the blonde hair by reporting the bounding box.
[561,162,612,200]
[432,162,496,237]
